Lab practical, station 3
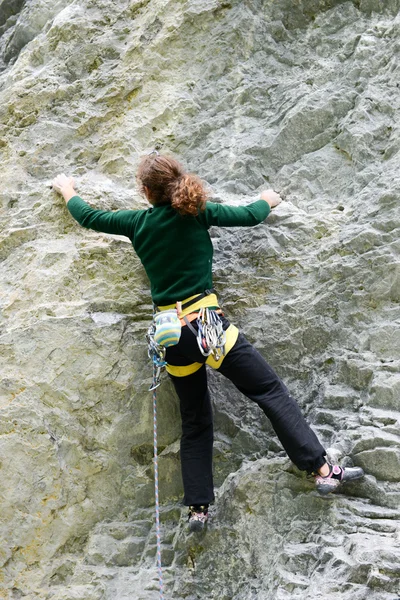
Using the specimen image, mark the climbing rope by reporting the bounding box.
[152,363,165,600]
[146,305,224,599]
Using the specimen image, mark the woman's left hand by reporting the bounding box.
[260,189,282,209]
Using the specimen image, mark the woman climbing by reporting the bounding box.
[52,153,364,531]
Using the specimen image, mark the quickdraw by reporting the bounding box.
[146,322,167,391]
[196,307,226,361]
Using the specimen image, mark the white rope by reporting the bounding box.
[152,364,165,600]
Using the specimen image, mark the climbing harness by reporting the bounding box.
[151,363,165,600]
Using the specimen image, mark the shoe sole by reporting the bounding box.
[316,469,365,495]
[316,483,341,495]
[188,521,206,532]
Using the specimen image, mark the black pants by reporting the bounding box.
[166,317,326,506]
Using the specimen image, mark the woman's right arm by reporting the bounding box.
[52,173,140,238]
[199,189,282,228]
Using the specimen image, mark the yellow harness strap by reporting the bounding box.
[158,293,219,319]
[166,323,239,377]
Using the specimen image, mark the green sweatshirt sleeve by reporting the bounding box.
[67,195,141,239]
[198,199,271,228]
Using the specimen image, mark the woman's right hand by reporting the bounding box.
[52,173,75,194]
[52,174,76,203]
[260,189,282,208]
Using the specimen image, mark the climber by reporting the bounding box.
[52,153,364,532]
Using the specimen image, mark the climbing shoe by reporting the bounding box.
[188,505,209,532]
[315,464,364,495]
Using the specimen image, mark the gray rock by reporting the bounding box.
[0,0,400,599]
[0,0,25,29]
[355,448,400,482]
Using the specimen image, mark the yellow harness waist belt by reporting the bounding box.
[158,293,219,319]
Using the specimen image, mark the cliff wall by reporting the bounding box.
[0,1,399,598]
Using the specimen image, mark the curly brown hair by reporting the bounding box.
[136,154,208,216]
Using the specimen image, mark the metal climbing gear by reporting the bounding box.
[196,307,226,361]
[147,322,167,391]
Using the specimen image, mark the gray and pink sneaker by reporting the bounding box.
[315,464,364,495]
[188,505,209,532]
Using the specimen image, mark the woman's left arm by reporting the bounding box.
[52,173,140,238]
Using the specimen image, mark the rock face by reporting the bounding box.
[1,0,400,598]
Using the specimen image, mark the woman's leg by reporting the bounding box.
[168,366,215,506]
[217,333,326,473]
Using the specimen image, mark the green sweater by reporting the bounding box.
[67,196,270,305]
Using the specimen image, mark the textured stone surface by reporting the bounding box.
[1,0,400,599]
